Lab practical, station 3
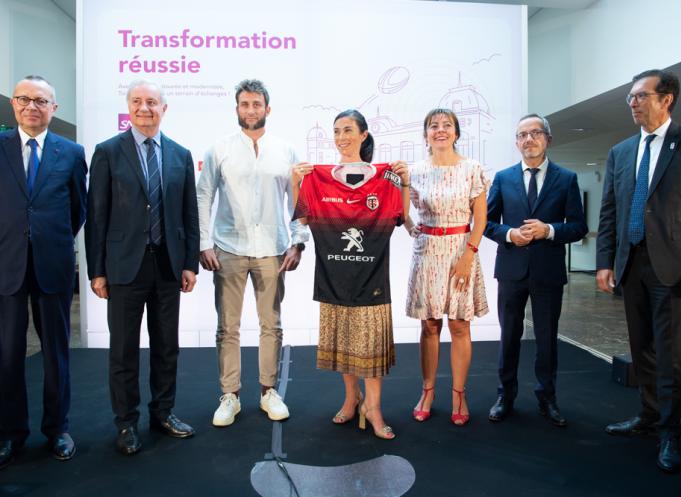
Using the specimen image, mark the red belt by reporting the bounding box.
[419,224,470,236]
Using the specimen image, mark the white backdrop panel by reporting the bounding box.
[77,0,526,347]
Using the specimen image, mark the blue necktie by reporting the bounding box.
[145,138,164,245]
[27,138,40,195]
[628,134,656,245]
[527,167,539,210]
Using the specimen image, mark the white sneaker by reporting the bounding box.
[212,393,241,427]
[260,388,290,421]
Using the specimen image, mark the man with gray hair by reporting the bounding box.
[484,113,587,426]
[85,79,199,455]
[197,79,308,426]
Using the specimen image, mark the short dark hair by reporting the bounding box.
[334,109,374,162]
[632,69,680,112]
[518,113,552,137]
[235,79,269,106]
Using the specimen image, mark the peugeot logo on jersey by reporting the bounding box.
[341,228,364,252]
[327,227,376,263]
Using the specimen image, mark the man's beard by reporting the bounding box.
[238,115,266,130]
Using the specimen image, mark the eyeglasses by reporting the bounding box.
[13,95,52,109]
[516,130,547,141]
[625,92,665,105]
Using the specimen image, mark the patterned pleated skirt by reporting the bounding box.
[316,302,396,378]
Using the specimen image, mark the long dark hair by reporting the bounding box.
[334,109,374,162]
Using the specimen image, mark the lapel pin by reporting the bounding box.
[671,142,676,150]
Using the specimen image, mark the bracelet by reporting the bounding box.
[466,242,478,253]
[401,183,410,187]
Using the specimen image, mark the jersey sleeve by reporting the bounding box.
[292,169,315,221]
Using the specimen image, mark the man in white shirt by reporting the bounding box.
[597,69,681,473]
[197,79,308,426]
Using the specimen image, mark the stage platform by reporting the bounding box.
[1,341,676,496]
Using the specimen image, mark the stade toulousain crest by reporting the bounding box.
[366,195,379,211]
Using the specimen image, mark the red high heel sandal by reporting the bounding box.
[451,388,470,426]
[413,387,434,422]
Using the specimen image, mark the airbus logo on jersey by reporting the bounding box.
[322,197,343,203]
[327,227,376,263]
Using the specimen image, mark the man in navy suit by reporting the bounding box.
[85,80,199,455]
[485,114,587,427]
[0,76,87,469]
[597,69,681,473]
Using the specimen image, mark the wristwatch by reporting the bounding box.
[292,243,305,252]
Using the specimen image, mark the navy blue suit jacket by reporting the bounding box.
[0,129,87,295]
[84,129,199,285]
[484,161,588,286]
[597,122,681,287]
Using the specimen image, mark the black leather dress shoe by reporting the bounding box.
[150,414,194,438]
[116,426,142,455]
[657,437,681,473]
[488,396,513,422]
[605,416,655,436]
[538,400,567,427]
[50,433,76,461]
[0,440,21,470]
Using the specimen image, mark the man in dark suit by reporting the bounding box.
[485,114,588,427]
[596,69,681,473]
[0,76,86,469]
[85,79,199,455]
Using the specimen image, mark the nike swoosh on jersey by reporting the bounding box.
[346,199,361,204]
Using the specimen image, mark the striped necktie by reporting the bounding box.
[145,138,164,245]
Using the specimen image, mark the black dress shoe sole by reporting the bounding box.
[52,447,76,461]
[117,444,141,455]
[657,461,681,474]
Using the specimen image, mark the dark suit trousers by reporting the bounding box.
[0,247,72,443]
[497,278,564,402]
[107,244,181,430]
[621,244,681,439]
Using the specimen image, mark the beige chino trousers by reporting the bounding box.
[214,247,285,393]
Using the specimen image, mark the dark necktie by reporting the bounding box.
[527,167,540,210]
[628,134,656,245]
[145,138,164,245]
[27,138,40,195]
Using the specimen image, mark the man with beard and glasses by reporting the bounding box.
[196,79,308,426]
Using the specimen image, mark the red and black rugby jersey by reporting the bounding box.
[294,163,403,306]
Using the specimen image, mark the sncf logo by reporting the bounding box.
[118,113,131,132]
[341,228,364,252]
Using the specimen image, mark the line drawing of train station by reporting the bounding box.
[304,67,495,168]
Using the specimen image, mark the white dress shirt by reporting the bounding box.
[197,130,309,257]
[18,127,47,174]
[637,117,672,184]
[505,157,555,242]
